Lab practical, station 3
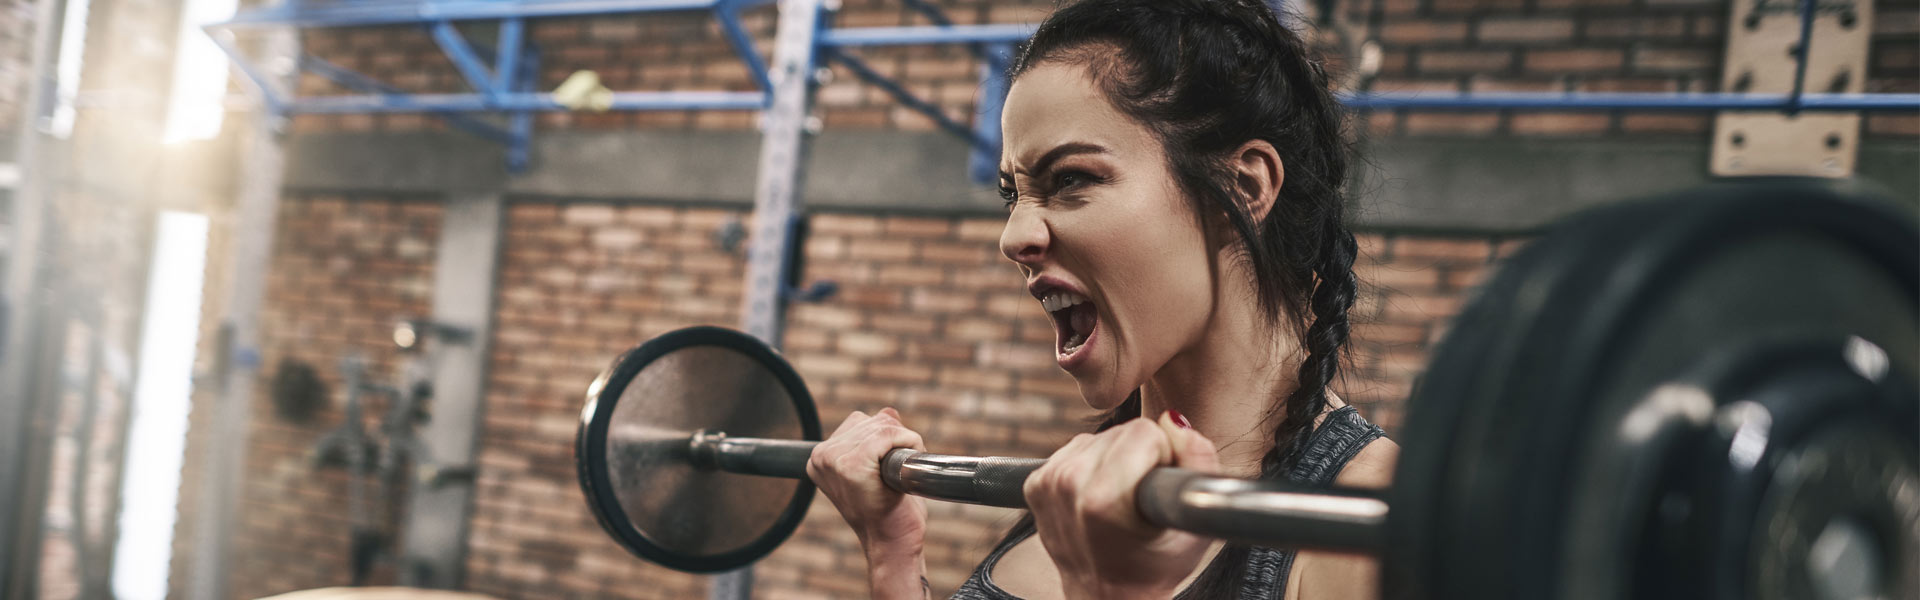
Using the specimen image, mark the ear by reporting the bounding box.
[1229,139,1284,225]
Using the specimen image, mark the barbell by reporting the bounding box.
[574,180,1918,599]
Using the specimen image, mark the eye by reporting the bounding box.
[1054,170,1094,190]
[998,184,1017,209]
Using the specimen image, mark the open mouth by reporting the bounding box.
[1041,289,1099,362]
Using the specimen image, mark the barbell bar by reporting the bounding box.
[575,180,1919,599]
[680,429,1392,552]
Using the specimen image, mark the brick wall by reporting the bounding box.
[1350,0,1918,138]
[175,194,444,600]
[279,0,1918,139]
[446,199,1501,599]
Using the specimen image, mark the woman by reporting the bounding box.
[806,1,1399,598]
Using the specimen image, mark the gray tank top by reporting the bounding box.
[949,405,1386,600]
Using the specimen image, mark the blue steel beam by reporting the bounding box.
[967,45,1012,185]
[429,21,497,97]
[713,1,775,92]
[818,23,1036,47]
[1338,91,1920,111]
[203,27,286,113]
[493,17,524,95]
[210,0,773,29]
[285,89,768,112]
[508,46,539,171]
[898,0,957,27]
[823,47,984,146]
[300,54,516,142]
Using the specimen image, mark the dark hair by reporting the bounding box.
[999,0,1358,596]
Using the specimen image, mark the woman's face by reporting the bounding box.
[998,61,1222,409]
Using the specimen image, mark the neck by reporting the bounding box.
[1138,294,1298,479]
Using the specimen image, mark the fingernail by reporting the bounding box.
[1168,409,1192,429]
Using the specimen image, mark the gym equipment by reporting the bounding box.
[575,180,1917,599]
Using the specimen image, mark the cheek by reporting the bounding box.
[1080,197,1216,366]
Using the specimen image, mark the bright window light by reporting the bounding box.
[45,0,90,137]
[111,211,208,600]
[161,0,239,143]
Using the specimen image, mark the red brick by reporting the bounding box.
[955,219,1006,242]
[868,361,935,383]
[1621,113,1709,134]
[1524,49,1625,73]
[1429,0,1526,12]
[1467,77,1559,92]
[1357,263,1442,292]
[948,316,1013,341]
[1380,20,1471,45]
[836,331,901,357]
[1372,78,1462,94]
[1416,50,1515,74]
[812,213,882,235]
[921,241,994,265]
[1403,112,1501,136]
[869,313,938,336]
[1511,112,1613,136]
[1475,17,1575,44]
[1380,293,1467,326]
[1583,16,1688,40]
[1578,78,1678,93]
[876,264,947,286]
[910,289,979,314]
[847,238,916,261]
[561,203,618,225]
[1631,47,1717,73]
[883,216,954,237]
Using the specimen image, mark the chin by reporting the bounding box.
[1073,376,1135,412]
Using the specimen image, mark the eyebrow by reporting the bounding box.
[999,142,1111,185]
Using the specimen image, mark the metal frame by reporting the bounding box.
[202,0,1920,175]
[202,0,776,171]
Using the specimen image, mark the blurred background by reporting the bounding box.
[0,0,1912,598]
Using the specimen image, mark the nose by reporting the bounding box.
[999,205,1049,267]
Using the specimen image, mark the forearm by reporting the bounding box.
[865,543,931,600]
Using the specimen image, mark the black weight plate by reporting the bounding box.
[1386,180,1919,600]
[575,326,823,573]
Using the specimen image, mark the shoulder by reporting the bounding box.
[1332,436,1398,490]
[1285,436,1396,600]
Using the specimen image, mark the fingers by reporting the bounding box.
[1156,412,1221,474]
[1025,419,1175,537]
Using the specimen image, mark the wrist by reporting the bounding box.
[859,523,925,557]
[865,545,929,600]
[862,535,924,564]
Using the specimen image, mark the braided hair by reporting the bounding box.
[999,0,1359,596]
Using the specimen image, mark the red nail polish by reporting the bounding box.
[1168,409,1192,429]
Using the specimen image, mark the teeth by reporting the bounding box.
[1040,290,1090,312]
[1061,332,1088,355]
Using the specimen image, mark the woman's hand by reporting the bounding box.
[1024,412,1222,600]
[806,407,930,599]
